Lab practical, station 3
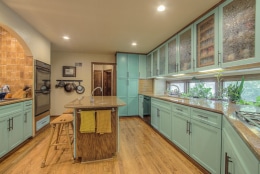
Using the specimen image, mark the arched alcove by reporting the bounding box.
[0,25,33,93]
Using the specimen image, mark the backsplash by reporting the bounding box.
[0,26,33,93]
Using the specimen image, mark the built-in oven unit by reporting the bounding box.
[34,60,51,132]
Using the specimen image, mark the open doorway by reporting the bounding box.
[91,62,116,96]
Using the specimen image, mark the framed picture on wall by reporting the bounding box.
[63,66,76,77]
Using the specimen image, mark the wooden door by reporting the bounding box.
[103,70,112,96]
[94,70,102,96]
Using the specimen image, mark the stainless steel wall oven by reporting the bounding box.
[34,60,51,116]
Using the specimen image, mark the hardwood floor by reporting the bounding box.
[0,117,206,174]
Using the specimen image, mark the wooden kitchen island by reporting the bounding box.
[64,96,125,162]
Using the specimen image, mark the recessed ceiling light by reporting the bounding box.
[132,42,137,46]
[157,5,165,12]
[63,36,70,40]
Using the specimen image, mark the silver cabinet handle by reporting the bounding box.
[24,112,27,123]
[198,114,208,119]
[189,122,191,134]
[176,108,183,112]
[186,120,189,134]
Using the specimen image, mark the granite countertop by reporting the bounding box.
[139,93,260,161]
[0,98,32,106]
[64,96,126,109]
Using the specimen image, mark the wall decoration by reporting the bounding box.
[63,66,76,77]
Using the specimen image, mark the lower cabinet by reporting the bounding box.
[0,100,33,158]
[222,116,259,174]
[151,98,171,139]
[138,95,144,118]
[23,100,33,140]
[171,103,222,174]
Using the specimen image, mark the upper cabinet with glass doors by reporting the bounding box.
[146,53,152,78]
[152,49,159,76]
[178,25,194,73]
[167,36,178,74]
[159,44,167,76]
[219,0,259,67]
[194,8,220,71]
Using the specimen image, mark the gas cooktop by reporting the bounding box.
[236,111,260,131]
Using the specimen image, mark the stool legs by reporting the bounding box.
[65,122,74,162]
[41,124,56,168]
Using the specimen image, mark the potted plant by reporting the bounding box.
[227,76,244,103]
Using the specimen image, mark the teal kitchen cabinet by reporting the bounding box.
[167,36,178,75]
[0,102,24,158]
[152,49,159,77]
[178,25,194,74]
[117,53,139,116]
[167,25,194,75]
[23,100,33,140]
[194,8,220,72]
[151,98,171,139]
[171,103,222,174]
[190,108,222,174]
[138,95,144,118]
[158,44,167,76]
[171,103,191,154]
[222,116,259,174]
[218,0,260,68]
[139,55,146,79]
[146,53,152,78]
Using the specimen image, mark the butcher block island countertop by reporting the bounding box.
[64,96,126,162]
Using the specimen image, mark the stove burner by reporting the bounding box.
[236,111,260,129]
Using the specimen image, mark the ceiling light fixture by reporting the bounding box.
[63,36,70,40]
[132,42,137,46]
[157,5,165,12]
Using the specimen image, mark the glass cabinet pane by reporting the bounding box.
[179,28,192,71]
[153,50,158,76]
[146,54,151,78]
[168,38,177,73]
[159,45,166,75]
[197,14,215,68]
[222,0,255,63]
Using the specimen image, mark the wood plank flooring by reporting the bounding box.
[0,117,206,174]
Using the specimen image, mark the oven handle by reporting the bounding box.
[35,90,50,94]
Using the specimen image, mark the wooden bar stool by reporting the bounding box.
[41,114,74,168]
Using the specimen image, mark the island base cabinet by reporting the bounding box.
[76,108,118,162]
[190,119,221,174]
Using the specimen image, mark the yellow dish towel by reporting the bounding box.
[96,110,112,134]
[80,111,95,133]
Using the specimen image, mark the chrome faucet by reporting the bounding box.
[169,85,180,96]
[90,87,103,103]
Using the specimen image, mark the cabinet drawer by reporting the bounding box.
[191,108,222,129]
[24,100,33,110]
[151,98,171,110]
[0,102,23,117]
[172,103,190,118]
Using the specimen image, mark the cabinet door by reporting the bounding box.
[146,54,152,78]
[178,25,194,73]
[8,112,23,151]
[0,117,8,158]
[139,55,146,79]
[151,105,159,130]
[117,78,128,116]
[171,113,190,154]
[128,97,138,116]
[195,9,220,71]
[219,0,258,67]
[128,54,139,78]
[190,119,221,174]
[159,107,171,139]
[159,45,166,75]
[138,95,144,118]
[23,108,33,140]
[152,50,158,76]
[116,53,128,78]
[167,37,178,74]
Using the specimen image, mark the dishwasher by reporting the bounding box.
[143,96,151,116]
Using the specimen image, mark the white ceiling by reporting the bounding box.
[2,0,221,54]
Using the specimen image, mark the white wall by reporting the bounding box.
[51,51,115,115]
[0,1,51,64]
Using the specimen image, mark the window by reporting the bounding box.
[189,82,216,95]
[169,83,185,93]
[223,80,260,102]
